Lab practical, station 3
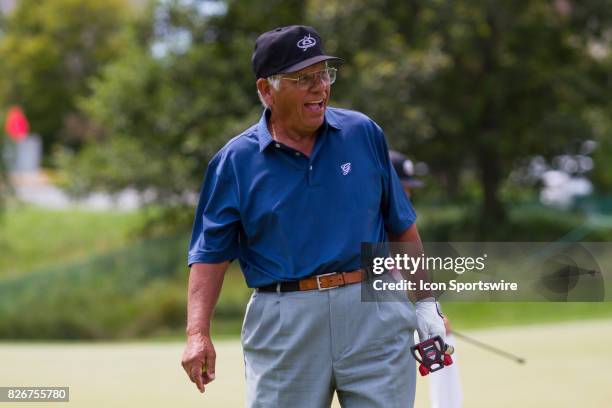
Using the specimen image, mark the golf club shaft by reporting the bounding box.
[451,330,525,364]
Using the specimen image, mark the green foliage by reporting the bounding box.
[311,0,612,225]
[584,108,612,192]
[0,0,133,153]
[418,203,612,241]
[55,0,307,205]
[48,0,612,234]
[3,0,612,234]
[0,143,7,215]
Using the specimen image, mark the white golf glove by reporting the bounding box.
[415,297,446,342]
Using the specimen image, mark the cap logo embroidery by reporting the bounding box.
[341,162,352,176]
[297,34,316,51]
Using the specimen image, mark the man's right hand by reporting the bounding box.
[181,332,216,393]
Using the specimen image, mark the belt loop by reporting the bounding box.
[276,282,281,294]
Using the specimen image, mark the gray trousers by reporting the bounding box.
[241,279,417,408]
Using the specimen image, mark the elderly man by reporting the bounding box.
[181,25,445,407]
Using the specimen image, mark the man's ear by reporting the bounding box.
[256,78,274,107]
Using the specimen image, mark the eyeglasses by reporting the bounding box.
[278,67,337,90]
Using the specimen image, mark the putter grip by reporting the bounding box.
[445,344,455,355]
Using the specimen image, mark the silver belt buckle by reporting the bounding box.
[316,272,341,291]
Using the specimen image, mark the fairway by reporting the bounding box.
[1,319,611,407]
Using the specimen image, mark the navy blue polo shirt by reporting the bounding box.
[188,107,416,288]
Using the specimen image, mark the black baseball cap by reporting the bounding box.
[252,25,342,78]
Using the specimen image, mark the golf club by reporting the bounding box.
[451,330,526,364]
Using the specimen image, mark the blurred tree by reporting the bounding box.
[0,0,132,155]
[57,0,306,213]
[312,0,612,229]
[0,10,8,209]
[586,109,612,193]
[0,6,6,36]
[55,0,612,234]
[0,136,6,214]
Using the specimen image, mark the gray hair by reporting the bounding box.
[257,76,281,109]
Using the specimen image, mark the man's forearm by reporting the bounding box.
[388,223,433,301]
[186,262,229,336]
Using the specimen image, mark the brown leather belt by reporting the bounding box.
[257,269,365,292]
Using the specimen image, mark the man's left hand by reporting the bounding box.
[415,298,445,342]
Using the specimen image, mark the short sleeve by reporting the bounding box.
[375,128,417,235]
[188,153,241,266]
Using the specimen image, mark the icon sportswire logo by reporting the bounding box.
[297,34,316,51]
[341,162,351,175]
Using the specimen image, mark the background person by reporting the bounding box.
[391,150,463,408]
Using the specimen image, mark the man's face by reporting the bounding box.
[268,62,331,133]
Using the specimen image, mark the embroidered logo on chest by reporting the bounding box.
[340,162,352,176]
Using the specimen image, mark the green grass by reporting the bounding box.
[443,302,612,331]
[0,205,148,277]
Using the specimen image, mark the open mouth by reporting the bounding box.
[304,100,324,112]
